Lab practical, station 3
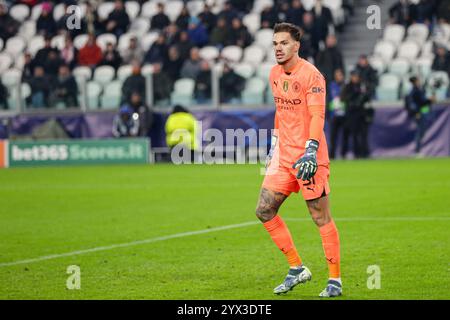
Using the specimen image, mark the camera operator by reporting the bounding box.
[405,76,436,154]
[340,70,372,158]
[112,105,140,138]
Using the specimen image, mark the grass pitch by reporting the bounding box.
[0,158,449,300]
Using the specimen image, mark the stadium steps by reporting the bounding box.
[339,0,396,72]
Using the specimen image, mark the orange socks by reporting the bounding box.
[263,215,302,267]
[319,220,341,278]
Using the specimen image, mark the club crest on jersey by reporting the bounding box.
[283,80,289,92]
[293,81,301,93]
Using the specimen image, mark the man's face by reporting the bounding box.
[273,32,300,65]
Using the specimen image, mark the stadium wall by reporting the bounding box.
[0,104,449,160]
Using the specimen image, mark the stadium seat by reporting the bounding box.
[255,29,275,49]
[233,62,255,79]
[266,47,277,63]
[165,1,184,22]
[187,0,204,17]
[141,64,155,76]
[199,46,220,62]
[388,58,410,77]
[118,32,137,54]
[376,73,400,102]
[86,81,103,109]
[432,23,450,44]
[27,35,45,56]
[368,56,386,75]
[14,54,26,70]
[73,34,89,50]
[383,24,405,45]
[117,64,133,81]
[256,62,273,82]
[373,40,396,62]
[221,45,243,63]
[140,1,158,19]
[18,20,36,41]
[252,0,274,14]
[7,82,30,110]
[73,66,93,85]
[1,68,22,87]
[51,34,66,51]
[9,4,30,22]
[413,57,433,79]
[426,71,449,101]
[301,0,315,10]
[242,77,266,105]
[406,23,429,45]
[170,78,195,106]
[265,85,274,104]
[93,65,116,85]
[53,3,67,21]
[0,38,3,52]
[0,53,13,74]
[5,36,26,57]
[130,17,150,36]
[397,40,420,61]
[97,33,117,52]
[141,32,159,51]
[243,13,261,35]
[101,80,123,109]
[125,1,140,20]
[323,0,345,25]
[400,76,413,98]
[420,41,434,59]
[97,1,115,20]
[243,45,265,66]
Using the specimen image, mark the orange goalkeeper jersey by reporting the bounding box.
[269,58,329,168]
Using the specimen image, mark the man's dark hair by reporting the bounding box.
[172,105,189,114]
[273,23,302,42]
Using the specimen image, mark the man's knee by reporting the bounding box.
[255,205,277,223]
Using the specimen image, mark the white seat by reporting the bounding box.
[165,0,184,22]
[221,45,243,63]
[86,81,103,109]
[73,66,92,82]
[140,32,159,51]
[101,80,123,109]
[51,34,66,51]
[243,13,261,35]
[233,62,255,79]
[426,71,449,101]
[130,17,150,36]
[30,3,43,20]
[117,64,134,81]
[376,73,400,101]
[373,40,396,62]
[413,57,433,78]
[14,54,26,70]
[406,23,429,45]
[97,1,115,20]
[383,24,405,45]
[256,62,274,81]
[140,1,158,19]
[73,34,89,50]
[187,0,204,17]
[0,38,3,52]
[400,76,413,98]
[125,1,140,20]
[53,3,66,21]
[97,33,117,52]
[242,77,266,104]
[0,53,12,74]
[141,64,155,76]
[171,78,195,106]
[388,58,410,77]
[9,4,30,22]
[432,23,450,44]
[7,83,31,110]
[117,32,138,54]
[5,36,26,57]
[368,56,386,75]
[93,66,116,85]
[18,20,36,41]
[252,0,274,14]
[1,68,22,87]
[199,46,220,62]
[397,40,420,61]
[243,45,265,65]
[27,35,45,56]
[420,41,434,59]
[255,28,274,49]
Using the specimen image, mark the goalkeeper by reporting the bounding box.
[256,23,341,298]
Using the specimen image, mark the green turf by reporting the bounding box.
[0,158,449,299]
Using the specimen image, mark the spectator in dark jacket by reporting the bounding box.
[151,2,171,31]
[187,17,208,47]
[217,1,239,25]
[220,64,245,103]
[129,91,154,136]
[432,45,450,76]
[316,34,345,84]
[22,52,36,82]
[260,5,278,29]
[0,2,20,42]
[163,46,184,85]
[286,0,305,25]
[312,0,334,42]
[33,35,58,67]
[122,63,146,104]
[105,0,130,38]
[355,54,378,99]
[152,63,173,103]
[49,64,78,107]
[36,2,57,37]
[198,4,217,32]
[300,12,321,58]
[43,50,64,77]
[227,18,253,48]
[195,60,212,103]
[0,81,8,109]
[175,5,191,31]
[27,66,52,108]
[177,31,194,62]
[144,33,168,64]
[99,42,122,70]
[389,0,413,27]
[209,17,229,48]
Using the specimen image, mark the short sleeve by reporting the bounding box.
[305,71,326,107]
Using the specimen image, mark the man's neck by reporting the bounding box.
[282,56,301,74]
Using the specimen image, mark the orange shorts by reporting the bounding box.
[262,162,330,200]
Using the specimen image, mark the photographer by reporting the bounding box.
[405,76,436,154]
[112,105,140,138]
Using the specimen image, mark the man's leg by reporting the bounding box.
[306,194,342,297]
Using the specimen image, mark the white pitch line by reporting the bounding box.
[0,221,260,268]
[1,216,449,268]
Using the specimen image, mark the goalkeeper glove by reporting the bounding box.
[293,139,319,181]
